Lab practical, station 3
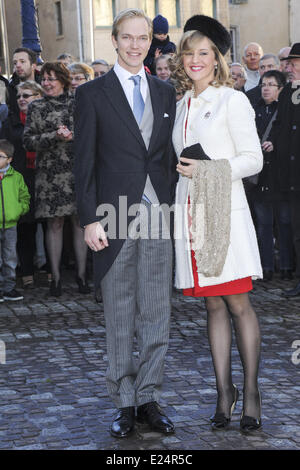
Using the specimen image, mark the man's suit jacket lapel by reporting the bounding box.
[102,70,164,154]
[102,70,146,149]
[147,74,164,155]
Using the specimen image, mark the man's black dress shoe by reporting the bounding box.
[110,407,135,438]
[137,401,175,434]
[283,282,300,297]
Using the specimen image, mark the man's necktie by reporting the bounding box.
[130,75,145,124]
[130,75,151,205]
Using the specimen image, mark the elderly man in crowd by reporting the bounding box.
[230,62,247,92]
[267,44,300,296]
[278,47,293,82]
[91,59,110,78]
[246,53,280,108]
[242,42,264,91]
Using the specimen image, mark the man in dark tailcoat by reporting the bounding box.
[74,8,177,437]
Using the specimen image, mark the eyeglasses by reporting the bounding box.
[0,154,9,159]
[16,93,38,99]
[71,76,86,82]
[260,83,280,88]
[94,71,107,77]
[231,73,243,79]
[41,77,59,83]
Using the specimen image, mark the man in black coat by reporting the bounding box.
[270,43,300,296]
[74,8,177,437]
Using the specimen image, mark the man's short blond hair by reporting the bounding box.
[112,8,153,40]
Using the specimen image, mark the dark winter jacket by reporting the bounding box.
[144,36,176,74]
[271,82,300,192]
[252,99,286,201]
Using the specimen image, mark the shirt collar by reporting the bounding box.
[245,67,260,77]
[114,60,147,86]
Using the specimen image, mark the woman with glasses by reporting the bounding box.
[3,80,50,289]
[251,70,294,281]
[68,63,94,94]
[23,62,90,296]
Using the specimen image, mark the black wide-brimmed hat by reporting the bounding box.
[281,43,300,60]
[183,15,231,56]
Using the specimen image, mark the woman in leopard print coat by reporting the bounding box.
[24,62,89,296]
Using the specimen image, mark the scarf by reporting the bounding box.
[20,111,36,169]
[189,159,232,278]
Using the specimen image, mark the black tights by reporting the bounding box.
[205,293,261,419]
[46,215,88,283]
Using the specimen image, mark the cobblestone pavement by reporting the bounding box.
[0,270,299,451]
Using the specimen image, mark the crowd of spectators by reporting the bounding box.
[0,13,300,301]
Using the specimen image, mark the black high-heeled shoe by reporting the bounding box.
[76,276,91,294]
[210,384,239,430]
[49,279,62,297]
[240,390,262,432]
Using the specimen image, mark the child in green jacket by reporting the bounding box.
[0,139,30,301]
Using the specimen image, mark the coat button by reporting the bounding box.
[291,186,295,190]
[291,155,295,160]
[293,125,297,130]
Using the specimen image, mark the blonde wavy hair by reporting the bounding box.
[171,30,234,93]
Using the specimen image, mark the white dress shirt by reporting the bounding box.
[244,68,260,92]
[113,60,148,109]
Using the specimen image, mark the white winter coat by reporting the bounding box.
[172,85,263,289]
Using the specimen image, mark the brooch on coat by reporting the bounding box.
[204,111,211,119]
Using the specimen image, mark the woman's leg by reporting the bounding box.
[70,214,88,282]
[46,217,64,283]
[205,296,236,417]
[17,222,37,279]
[224,292,261,419]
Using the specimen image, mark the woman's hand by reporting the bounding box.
[176,157,198,178]
[56,125,73,141]
[262,141,273,152]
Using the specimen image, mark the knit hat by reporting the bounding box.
[153,15,169,35]
[184,15,231,56]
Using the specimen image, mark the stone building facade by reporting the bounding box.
[1,0,299,76]
[1,0,229,73]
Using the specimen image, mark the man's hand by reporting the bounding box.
[84,222,108,252]
[262,141,274,152]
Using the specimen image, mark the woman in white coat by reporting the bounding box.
[172,15,263,431]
